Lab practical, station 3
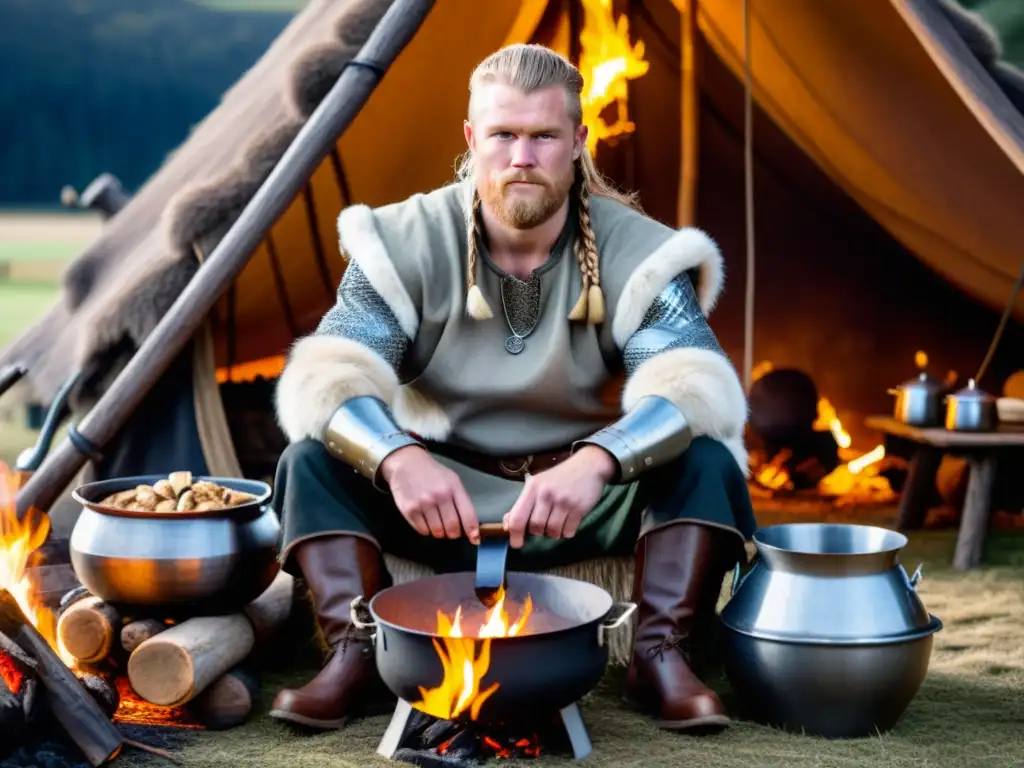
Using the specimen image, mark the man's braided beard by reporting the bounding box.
[479,162,576,230]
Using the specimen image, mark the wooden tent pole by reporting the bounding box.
[741,0,756,392]
[677,0,700,227]
[15,0,438,520]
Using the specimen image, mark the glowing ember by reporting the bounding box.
[0,647,23,694]
[0,463,75,666]
[412,589,533,721]
[112,675,203,729]
[578,0,649,155]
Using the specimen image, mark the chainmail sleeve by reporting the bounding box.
[622,271,725,377]
[575,272,727,482]
[315,261,410,371]
[313,262,421,490]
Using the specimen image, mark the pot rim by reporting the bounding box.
[71,474,271,520]
[721,614,943,646]
[752,522,908,558]
[367,571,616,641]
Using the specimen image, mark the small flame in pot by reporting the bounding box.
[412,587,533,721]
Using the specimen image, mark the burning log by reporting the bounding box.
[190,665,259,730]
[0,589,123,767]
[56,596,121,664]
[121,619,167,654]
[0,652,27,732]
[127,571,293,707]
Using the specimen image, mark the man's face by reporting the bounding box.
[464,82,586,230]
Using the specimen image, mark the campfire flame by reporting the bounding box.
[749,363,894,503]
[0,463,204,730]
[578,0,649,155]
[0,463,75,666]
[412,588,533,722]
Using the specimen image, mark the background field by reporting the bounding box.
[0,212,100,466]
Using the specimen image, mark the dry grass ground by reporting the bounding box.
[115,527,1024,768]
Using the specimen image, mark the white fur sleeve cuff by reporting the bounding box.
[621,347,749,471]
[274,334,400,443]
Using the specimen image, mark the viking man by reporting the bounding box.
[268,43,756,732]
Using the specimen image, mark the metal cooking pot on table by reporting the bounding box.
[351,571,635,723]
[69,475,281,616]
[720,523,942,739]
[944,378,998,432]
[888,371,946,426]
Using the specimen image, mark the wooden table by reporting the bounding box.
[865,416,1024,570]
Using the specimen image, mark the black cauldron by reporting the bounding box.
[351,571,635,722]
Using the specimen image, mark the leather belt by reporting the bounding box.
[424,441,574,480]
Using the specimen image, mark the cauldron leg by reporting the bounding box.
[558,703,592,760]
[376,698,414,759]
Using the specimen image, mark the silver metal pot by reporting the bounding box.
[69,475,281,616]
[888,371,945,427]
[945,378,998,431]
[720,523,942,738]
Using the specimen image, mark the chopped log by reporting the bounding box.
[57,596,121,664]
[0,589,123,767]
[127,614,254,708]
[127,571,294,707]
[80,673,120,720]
[242,570,294,647]
[121,619,168,653]
[191,666,259,730]
[25,564,81,610]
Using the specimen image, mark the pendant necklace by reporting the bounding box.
[499,274,541,355]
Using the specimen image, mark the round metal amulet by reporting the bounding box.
[505,335,525,354]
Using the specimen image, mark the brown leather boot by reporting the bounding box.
[624,522,733,730]
[269,534,393,729]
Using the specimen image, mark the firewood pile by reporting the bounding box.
[54,570,295,734]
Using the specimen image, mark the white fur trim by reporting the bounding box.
[720,435,751,478]
[393,384,453,440]
[622,347,748,473]
[611,227,724,348]
[274,335,399,443]
[337,205,419,338]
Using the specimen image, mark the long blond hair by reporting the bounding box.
[457,43,640,324]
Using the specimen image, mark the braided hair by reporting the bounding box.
[459,44,640,324]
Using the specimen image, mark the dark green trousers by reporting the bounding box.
[271,437,757,576]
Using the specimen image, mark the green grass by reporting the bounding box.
[0,241,82,262]
[0,281,60,350]
[113,527,1024,768]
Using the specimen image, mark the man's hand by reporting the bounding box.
[502,446,616,549]
[380,446,480,544]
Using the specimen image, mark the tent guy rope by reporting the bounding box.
[741,0,756,392]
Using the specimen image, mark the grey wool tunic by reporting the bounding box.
[274,179,750,526]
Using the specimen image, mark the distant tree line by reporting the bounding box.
[0,0,292,206]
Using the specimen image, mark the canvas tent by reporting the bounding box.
[3,0,1024,532]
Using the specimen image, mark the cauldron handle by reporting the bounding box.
[898,563,924,591]
[597,602,636,647]
[731,556,757,597]
[349,595,378,642]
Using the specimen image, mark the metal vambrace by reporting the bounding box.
[322,395,423,490]
[573,395,693,483]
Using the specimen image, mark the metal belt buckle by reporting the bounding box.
[499,455,533,477]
